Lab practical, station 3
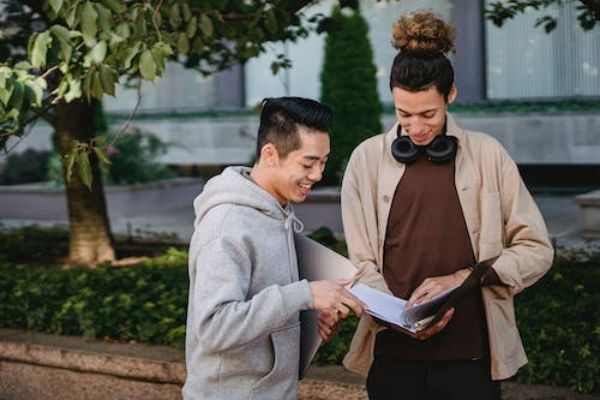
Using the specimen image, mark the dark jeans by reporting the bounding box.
[366,358,501,400]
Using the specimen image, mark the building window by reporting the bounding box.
[485,0,600,99]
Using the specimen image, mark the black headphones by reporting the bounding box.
[391,123,457,165]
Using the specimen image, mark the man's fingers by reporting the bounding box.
[336,279,352,287]
[414,308,455,340]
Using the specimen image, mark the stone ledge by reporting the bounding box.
[1,329,598,400]
[576,190,600,238]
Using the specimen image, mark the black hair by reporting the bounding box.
[256,97,333,160]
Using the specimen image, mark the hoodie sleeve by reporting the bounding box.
[190,233,313,354]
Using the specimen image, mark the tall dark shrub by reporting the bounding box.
[320,5,382,184]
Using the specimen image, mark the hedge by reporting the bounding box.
[0,228,597,393]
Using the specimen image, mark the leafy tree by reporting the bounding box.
[486,0,600,32]
[0,0,328,265]
[320,5,381,184]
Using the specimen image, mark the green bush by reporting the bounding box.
[0,247,188,348]
[514,251,600,393]
[0,226,597,393]
[0,149,51,185]
[320,5,382,184]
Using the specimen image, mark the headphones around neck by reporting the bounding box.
[391,123,457,165]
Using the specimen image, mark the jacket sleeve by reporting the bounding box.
[489,146,554,295]
[190,234,313,354]
[341,149,392,295]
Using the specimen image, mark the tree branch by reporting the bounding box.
[577,0,600,22]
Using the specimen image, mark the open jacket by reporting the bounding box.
[341,114,553,380]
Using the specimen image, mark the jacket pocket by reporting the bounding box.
[479,191,504,259]
[488,297,520,362]
[251,322,301,399]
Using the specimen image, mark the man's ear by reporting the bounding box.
[447,84,458,105]
[260,143,279,167]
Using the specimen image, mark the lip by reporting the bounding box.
[412,134,429,144]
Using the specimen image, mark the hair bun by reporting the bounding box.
[392,11,456,55]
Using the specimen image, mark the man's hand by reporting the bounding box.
[309,279,365,318]
[317,309,341,342]
[410,307,455,340]
[406,268,471,308]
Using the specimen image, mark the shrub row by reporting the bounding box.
[0,230,597,393]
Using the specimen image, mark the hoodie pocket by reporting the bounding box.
[251,322,301,399]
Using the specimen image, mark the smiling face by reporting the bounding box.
[393,84,456,146]
[253,127,330,205]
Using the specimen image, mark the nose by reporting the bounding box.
[407,118,427,135]
[307,165,323,182]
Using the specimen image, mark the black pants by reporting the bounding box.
[366,358,501,400]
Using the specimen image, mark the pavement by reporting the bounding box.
[2,192,599,252]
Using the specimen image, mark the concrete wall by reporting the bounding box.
[5,112,600,167]
[0,178,203,220]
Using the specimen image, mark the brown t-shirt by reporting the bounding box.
[376,155,489,361]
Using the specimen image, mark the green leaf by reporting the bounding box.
[98,65,116,96]
[50,24,71,43]
[77,150,93,190]
[64,78,82,103]
[65,3,80,28]
[90,40,107,63]
[31,31,52,69]
[139,49,156,81]
[200,14,213,38]
[14,61,32,70]
[81,1,98,47]
[93,146,111,165]
[186,16,198,38]
[115,22,131,39]
[83,70,93,101]
[151,48,165,75]
[177,33,189,54]
[50,25,73,61]
[169,3,182,29]
[100,0,126,14]
[49,0,64,14]
[8,81,24,109]
[0,81,14,106]
[26,81,44,106]
[91,70,104,99]
[94,3,112,32]
[121,43,140,69]
[181,3,192,23]
[266,9,278,34]
[134,11,147,39]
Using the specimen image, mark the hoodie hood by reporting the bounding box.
[193,166,298,230]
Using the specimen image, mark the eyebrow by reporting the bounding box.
[396,107,438,115]
[303,154,329,161]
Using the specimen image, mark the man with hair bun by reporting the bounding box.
[183,97,364,400]
[341,11,553,400]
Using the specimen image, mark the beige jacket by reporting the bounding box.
[341,114,553,381]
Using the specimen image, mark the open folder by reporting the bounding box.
[349,263,488,334]
[294,233,357,379]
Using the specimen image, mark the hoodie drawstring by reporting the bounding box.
[284,211,303,282]
[284,212,304,233]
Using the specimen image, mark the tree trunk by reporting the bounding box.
[54,100,115,266]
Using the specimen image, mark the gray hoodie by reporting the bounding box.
[182,166,314,400]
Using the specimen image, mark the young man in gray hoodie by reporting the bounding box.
[183,97,364,400]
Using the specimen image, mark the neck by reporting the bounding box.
[250,165,286,206]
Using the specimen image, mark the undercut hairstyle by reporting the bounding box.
[256,97,333,160]
[389,11,456,101]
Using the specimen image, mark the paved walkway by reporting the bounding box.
[3,192,598,251]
